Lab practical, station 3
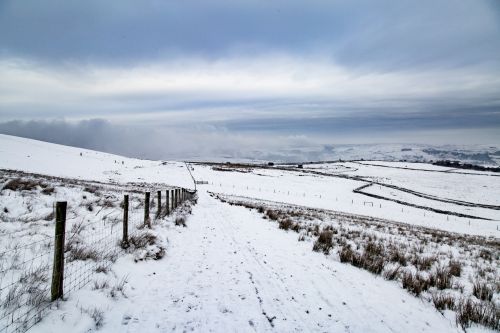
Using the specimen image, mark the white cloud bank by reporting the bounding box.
[1,55,499,124]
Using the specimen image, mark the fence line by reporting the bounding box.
[0,186,196,333]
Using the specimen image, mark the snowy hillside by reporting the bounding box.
[225,143,500,166]
[0,134,498,333]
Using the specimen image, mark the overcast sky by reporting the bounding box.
[0,0,499,159]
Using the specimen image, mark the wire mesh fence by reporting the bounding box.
[0,233,53,333]
[63,214,121,295]
[0,186,195,333]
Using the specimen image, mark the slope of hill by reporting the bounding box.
[0,134,498,333]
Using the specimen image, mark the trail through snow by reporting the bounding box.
[48,190,458,333]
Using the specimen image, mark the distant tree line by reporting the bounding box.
[433,160,500,172]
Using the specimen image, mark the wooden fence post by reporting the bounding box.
[51,201,67,301]
[170,189,174,211]
[122,195,129,248]
[171,189,174,210]
[166,190,170,215]
[157,190,162,218]
[144,192,151,228]
[174,189,178,208]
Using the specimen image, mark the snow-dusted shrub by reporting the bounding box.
[2,178,41,192]
[313,230,333,254]
[265,209,280,221]
[431,292,456,312]
[472,281,493,302]
[128,231,165,261]
[382,265,401,281]
[448,260,461,277]
[95,265,109,274]
[175,217,186,227]
[410,254,437,271]
[431,265,453,290]
[339,240,386,274]
[387,246,407,266]
[339,244,354,263]
[68,246,101,262]
[83,185,100,195]
[129,232,157,249]
[100,198,116,208]
[290,222,301,232]
[92,280,110,290]
[402,271,430,296]
[278,218,293,231]
[477,249,493,261]
[358,250,385,275]
[41,186,55,195]
[456,298,499,330]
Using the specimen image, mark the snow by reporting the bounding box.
[0,134,498,332]
[36,192,459,333]
[190,164,500,237]
[0,134,193,189]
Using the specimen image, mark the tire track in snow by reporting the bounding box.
[214,202,315,331]
[118,191,458,332]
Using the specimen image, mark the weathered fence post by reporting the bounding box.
[51,201,67,301]
[170,189,174,210]
[166,190,170,215]
[173,189,176,208]
[122,195,129,248]
[157,190,162,218]
[144,192,151,228]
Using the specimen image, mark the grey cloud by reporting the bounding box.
[0,1,499,153]
[0,119,315,160]
[1,119,499,163]
[1,0,499,70]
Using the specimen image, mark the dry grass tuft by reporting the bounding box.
[382,265,401,281]
[456,298,499,330]
[472,281,493,302]
[432,292,456,312]
[68,246,100,262]
[175,216,186,227]
[2,178,45,192]
[265,209,280,221]
[278,218,294,231]
[312,230,333,254]
[448,260,461,277]
[129,232,157,249]
[432,266,453,290]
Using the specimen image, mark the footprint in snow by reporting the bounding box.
[121,314,132,325]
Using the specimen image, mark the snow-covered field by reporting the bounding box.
[0,134,498,332]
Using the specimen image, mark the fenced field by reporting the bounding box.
[0,169,196,333]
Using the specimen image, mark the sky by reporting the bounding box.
[0,0,499,160]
